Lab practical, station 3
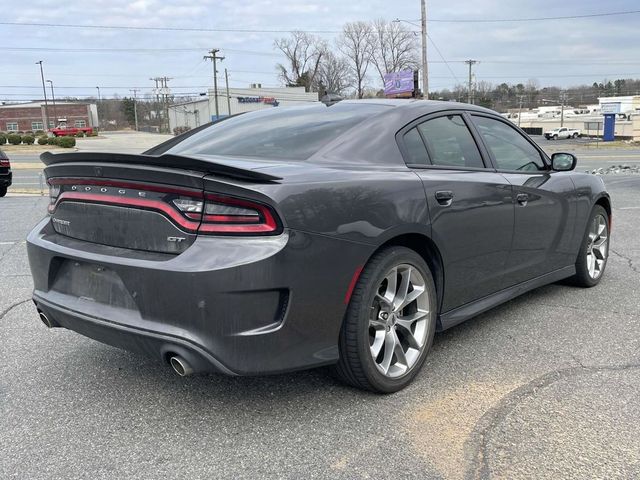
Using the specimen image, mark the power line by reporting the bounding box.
[427,9,640,23]
[1,11,638,33]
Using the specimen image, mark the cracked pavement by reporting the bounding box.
[1,167,639,479]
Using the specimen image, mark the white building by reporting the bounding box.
[168,85,319,132]
[598,95,640,115]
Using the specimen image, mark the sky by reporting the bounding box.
[2,0,640,102]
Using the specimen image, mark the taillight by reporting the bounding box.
[48,182,61,212]
[46,178,281,236]
[0,158,10,168]
[198,193,280,234]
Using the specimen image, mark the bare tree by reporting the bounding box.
[274,31,327,92]
[338,21,375,98]
[370,19,419,85]
[315,51,353,96]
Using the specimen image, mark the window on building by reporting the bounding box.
[6,122,18,131]
[32,121,44,131]
[48,121,55,129]
[75,120,86,128]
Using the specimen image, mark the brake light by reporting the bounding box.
[0,158,10,168]
[46,178,281,236]
[198,194,279,234]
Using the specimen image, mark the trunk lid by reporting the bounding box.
[43,152,282,254]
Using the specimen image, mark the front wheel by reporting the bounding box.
[333,246,437,393]
[571,205,609,287]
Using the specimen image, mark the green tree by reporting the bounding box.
[121,97,136,126]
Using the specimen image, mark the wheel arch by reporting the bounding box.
[594,194,612,229]
[372,233,445,326]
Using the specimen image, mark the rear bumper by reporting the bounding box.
[27,218,372,375]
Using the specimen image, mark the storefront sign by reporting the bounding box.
[237,96,279,106]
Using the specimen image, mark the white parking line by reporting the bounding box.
[618,206,640,210]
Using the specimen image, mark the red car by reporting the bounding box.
[50,126,93,137]
[0,149,11,197]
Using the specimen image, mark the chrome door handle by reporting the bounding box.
[435,190,454,206]
[516,193,529,206]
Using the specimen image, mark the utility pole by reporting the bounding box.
[560,91,567,128]
[224,68,231,116]
[465,60,478,104]
[36,61,49,129]
[46,80,57,126]
[420,0,428,99]
[96,86,101,129]
[129,88,139,131]
[204,49,225,119]
[517,94,525,127]
[150,77,171,133]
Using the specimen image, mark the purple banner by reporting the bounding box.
[383,70,414,95]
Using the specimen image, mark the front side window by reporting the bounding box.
[6,122,18,131]
[472,115,545,171]
[416,115,484,168]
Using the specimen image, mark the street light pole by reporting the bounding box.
[421,0,429,99]
[46,80,57,127]
[36,61,49,129]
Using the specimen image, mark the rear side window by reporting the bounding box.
[417,115,484,168]
[166,103,389,161]
[403,127,429,165]
[472,115,545,171]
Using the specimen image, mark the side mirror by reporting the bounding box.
[551,152,577,171]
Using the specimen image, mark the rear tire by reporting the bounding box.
[0,186,6,197]
[571,205,609,287]
[333,246,437,393]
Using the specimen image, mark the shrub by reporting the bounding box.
[7,134,22,145]
[35,130,45,135]
[58,136,76,148]
[75,131,85,138]
[25,130,34,135]
[37,136,48,145]
[22,135,35,145]
[0,134,6,145]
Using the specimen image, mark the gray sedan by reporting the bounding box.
[27,100,610,392]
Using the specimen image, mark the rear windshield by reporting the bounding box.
[166,103,389,161]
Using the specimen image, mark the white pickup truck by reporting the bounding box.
[544,127,581,140]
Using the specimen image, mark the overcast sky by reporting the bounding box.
[2,0,640,102]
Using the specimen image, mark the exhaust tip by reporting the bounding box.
[38,311,53,328]
[169,355,194,377]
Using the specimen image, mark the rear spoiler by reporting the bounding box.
[40,151,282,183]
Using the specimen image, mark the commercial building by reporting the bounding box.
[0,101,98,132]
[168,85,318,132]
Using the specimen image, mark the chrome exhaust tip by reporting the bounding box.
[169,355,194,377]
[38,311,53,328]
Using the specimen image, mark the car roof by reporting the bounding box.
[338,98,498,116]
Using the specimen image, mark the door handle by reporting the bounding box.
[516,193,529,206]
[435,190,454,206]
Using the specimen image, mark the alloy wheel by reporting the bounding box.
[368,264,430,378]
[586,213,608,279]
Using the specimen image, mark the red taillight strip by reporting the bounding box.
[51,192,201,232]
[202,214,260,224]
[48,178,203,197]
[200,193,279,233]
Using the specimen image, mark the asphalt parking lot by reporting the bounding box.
[1,139,639,479]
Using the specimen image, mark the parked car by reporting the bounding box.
[50,124,93,137]
[0,149,11,197]
[544,127,581,140]
[27,101,611,393]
